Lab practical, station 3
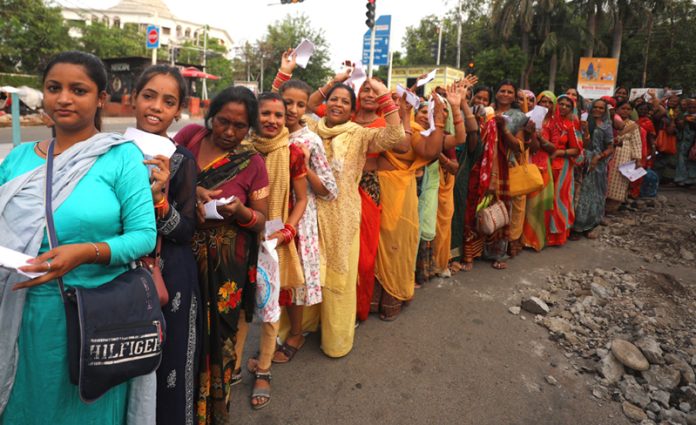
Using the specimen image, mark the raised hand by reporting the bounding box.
[364,77,389,97]
[280,48,297,74]
[446,83,462,109]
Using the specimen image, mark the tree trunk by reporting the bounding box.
[520,29,530,88]
[641,13,654,87]
[586,2,597,57]
[548,50,558,92]
[611,16,623,58]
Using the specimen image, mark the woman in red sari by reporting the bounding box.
[546,95,582,246]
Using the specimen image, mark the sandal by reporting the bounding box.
[246,353,260,374]
[461,262,474,272]
[272,334,305,364]
[231,368,242,386]
[251,370,272,410]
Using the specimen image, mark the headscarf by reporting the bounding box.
[588,98,612,137]
[537,90,557,105]
[601,95,617,109]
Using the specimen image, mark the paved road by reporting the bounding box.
[233,217,695,425]
[0,118,203,161]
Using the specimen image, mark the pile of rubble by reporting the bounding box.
[515,267,696,424]
[598,195,696,267]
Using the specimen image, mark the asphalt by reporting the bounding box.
[232,227,696,425]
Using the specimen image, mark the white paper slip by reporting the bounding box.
[396,84,420,109]
[264,218,284,238]
[0,246,44,279]
[416,69,437,87]
[344,63,367,91]
[581,112,589,121]
[124,127,177,159]
[294,39,315,69]
[420,97,437,137]
[618,161,647,182]
[203,196,237,220]
[525,105,549,131]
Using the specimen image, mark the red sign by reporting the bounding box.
[148,29,158,44]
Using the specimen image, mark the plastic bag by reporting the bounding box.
[255,239,280,323]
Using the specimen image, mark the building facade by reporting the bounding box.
[61,0,234,58]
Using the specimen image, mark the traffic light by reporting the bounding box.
[366,0,376,29]
[467,61,476,74]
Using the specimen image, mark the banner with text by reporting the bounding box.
[577,57,619,99]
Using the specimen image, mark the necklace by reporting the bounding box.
[35,141,61,157]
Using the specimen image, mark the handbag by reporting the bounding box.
[689,141,696,161]
[655,130,677,155]
[477,199,509,236]
[140,235,169,306]
[44,140,165,403]
[508,151,544,197]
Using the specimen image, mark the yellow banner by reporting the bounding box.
[577,57,619,99]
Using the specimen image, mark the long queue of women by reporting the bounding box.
[0,48,694,425]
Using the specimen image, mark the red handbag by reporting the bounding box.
[656,130,677,155]
[141,236,169,306]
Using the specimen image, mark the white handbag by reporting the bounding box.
[477,200,509,236]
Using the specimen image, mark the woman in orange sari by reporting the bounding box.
[546,95,582,246]
[522,91,557,251]
[373,84,467,320]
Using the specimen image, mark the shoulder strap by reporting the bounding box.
[44,140,68,301]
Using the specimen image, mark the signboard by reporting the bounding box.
[146,25,160,49]
[577,57,619,99]
[362,15,391,67]
[234,80,259,96]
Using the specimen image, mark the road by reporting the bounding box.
[0,118,203,161]
[232,204,695,425]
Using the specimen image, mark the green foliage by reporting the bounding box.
[473,46,527,86]
[400,0,696,94]
[0,0,74,74]
[255,14,333,92]
[76,21,147,59]
[0,73,41,89]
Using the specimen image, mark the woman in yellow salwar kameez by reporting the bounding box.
[306,79,403,357]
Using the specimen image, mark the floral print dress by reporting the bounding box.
[288,126,338,305]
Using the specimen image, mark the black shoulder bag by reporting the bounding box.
[44,140,166,403]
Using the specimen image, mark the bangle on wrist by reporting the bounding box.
[89,242,100,264]
[453,119,464,126]
[435,123,445,129]
[238,209,257,228]
[318,87,327,99]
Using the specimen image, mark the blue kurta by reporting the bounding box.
[0,141,156,425]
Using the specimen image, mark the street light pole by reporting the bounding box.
[202,25,208,101]
[436,23,443,66]
[456,0,462,69]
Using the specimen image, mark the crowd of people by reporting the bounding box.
[0,48,694,425]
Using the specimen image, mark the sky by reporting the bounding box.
[57,0,454,69]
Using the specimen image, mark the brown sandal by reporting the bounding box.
[272,335,305,364]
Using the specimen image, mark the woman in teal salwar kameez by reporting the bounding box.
[0,51,156,425]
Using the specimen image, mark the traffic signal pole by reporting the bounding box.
[366,0,376,78]
[368,27,376,78]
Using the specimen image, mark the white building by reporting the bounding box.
[61,0,234,58]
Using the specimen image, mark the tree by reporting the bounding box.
[77,22,147,59]
[0,0,74,73]
[255,14,333,92]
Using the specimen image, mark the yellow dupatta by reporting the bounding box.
[250,127,304,288]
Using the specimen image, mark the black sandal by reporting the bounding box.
[272,335,305,364]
